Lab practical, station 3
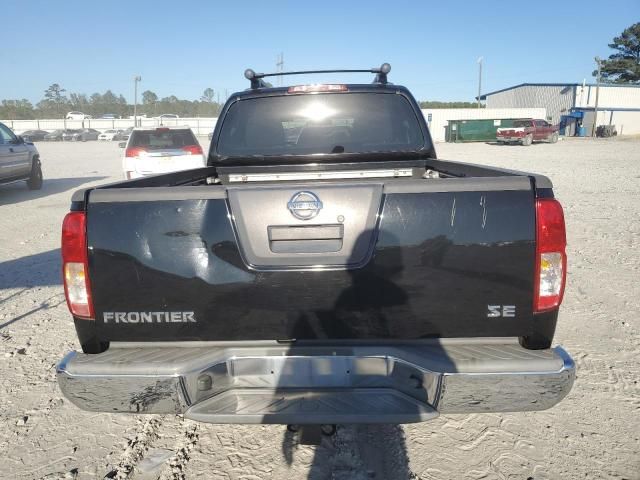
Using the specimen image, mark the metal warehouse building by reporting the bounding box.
[479,83,640,136]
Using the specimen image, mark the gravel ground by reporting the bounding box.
[0,137,638,479]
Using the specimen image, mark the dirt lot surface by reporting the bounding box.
[0,138,638,479]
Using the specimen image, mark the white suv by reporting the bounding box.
[98,129,122,141]
[66,111,91,120]
[120,127,206,179]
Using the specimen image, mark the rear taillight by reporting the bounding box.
[62,212,94,319]
[125,147,146,157]
[182,145,203,155]
[534,198,567,312]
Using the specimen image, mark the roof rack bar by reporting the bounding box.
[244,63,391,89]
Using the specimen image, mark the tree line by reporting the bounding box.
[0,83,484,120]
[0,84,225,120]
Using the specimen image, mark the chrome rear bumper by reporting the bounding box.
[57,340,575,424]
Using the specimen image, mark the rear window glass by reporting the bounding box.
[217,92,424,157]
[130,129,197,150]
[514,120,533,127]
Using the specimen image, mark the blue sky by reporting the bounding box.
[1,0,637,104]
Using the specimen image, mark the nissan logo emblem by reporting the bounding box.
[287,191,323,220]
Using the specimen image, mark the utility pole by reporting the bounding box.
[276,53,284,86]
[133,75,141,127]
[592,57,601,137]
[477,57,483,108]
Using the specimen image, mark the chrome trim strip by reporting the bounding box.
[383,176,532,194]
[89,186,228,203]
[228,168,413,182]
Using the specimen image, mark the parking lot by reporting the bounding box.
[0,137,638,479]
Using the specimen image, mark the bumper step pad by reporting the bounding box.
[186,388,438,424]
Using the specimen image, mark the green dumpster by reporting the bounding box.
[446,119,520,142]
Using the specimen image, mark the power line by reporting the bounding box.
[592,56,602,137]
[477,57,483,108]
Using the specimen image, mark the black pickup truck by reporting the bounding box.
[57,65,574,429]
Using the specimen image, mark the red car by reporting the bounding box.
[496,119,559,146]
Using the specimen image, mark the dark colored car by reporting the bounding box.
[57,65,574,433]
[19,129,49,142]
[114,127,133,141]
[62,129,101,142]
[44,129,69,141]
[60,129,83,141]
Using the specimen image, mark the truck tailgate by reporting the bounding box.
[85,176,536,342]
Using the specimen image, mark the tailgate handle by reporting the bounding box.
[268,225,344,254]
[268,224,343,241]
